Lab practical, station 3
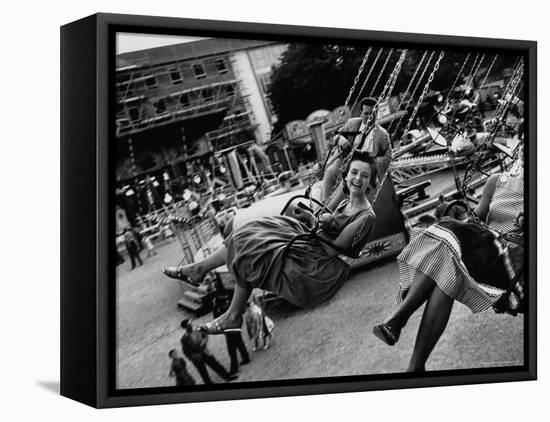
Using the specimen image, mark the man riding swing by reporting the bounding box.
[321,97,392,209]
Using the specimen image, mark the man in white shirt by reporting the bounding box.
[322,97,392,208]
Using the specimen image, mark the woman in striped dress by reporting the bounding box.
[373,170,524,372]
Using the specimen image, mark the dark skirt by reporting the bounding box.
[225,216,349,308]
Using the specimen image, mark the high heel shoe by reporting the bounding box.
[162,266,201,287]
[372,323,400,346]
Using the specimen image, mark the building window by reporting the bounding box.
[193,63,207,79]
[179,93,190,108]
[144,75,157,88]
[215,58,228,74]
[225,85,235,98]
[128,106,139,122]
[154,99,166,114]
[169,67,183,84]
[202,88,214,103]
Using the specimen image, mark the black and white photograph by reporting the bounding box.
[113,31,527,390]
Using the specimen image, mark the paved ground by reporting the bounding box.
[116,236,523,389]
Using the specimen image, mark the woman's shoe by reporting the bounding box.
[162,266,201,287]
[372,323,400,346]
[200,318,242,335]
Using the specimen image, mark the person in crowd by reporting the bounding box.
[144,235,157,257]
[373,165,524,372]
[212,285,250,376]
[163,151,377,335]
[168,349,196,387]
[321,97,392,207]
[179,319,237,384]
[245,296,275,351]
[124,228,143,269]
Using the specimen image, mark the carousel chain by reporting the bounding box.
[322,48,406,182]
[391,50,436,142]
[448,53,485,123]
[460,63,524,199]
[388,50,429,134]
[369,48,394,96]
[317,48,373,179]
[330,49,408,186]
[372,51,445,207]
[397,51,441,145]
[474,54,498,103]
[384,50,408,102]
[323,49,409,215]
[441,52,471,111]
[351,47,385,110]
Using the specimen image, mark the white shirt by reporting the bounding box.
[353,121,375,153]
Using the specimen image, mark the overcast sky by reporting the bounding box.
[116,33,206,54]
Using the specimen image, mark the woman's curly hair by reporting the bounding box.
[341,150,378,195]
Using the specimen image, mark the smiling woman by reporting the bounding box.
[162,150,377,333]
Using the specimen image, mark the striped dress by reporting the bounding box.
[395,173,524,313]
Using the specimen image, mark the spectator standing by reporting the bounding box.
[179,319,237,384]
[168,349,196,387]
[124,228,143,269]
[212,286,250,376]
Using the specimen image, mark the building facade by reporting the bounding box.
[115,38,287,184]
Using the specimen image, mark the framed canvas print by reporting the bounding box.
[60,13,536,408]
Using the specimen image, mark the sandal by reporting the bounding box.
[200,318,242,335]
[162,266,201,287]
[372,323,400,346]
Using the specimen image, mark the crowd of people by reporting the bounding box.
[158,96,524,385]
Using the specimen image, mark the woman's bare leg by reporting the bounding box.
[384,271,437,335]
[407,286,454,372]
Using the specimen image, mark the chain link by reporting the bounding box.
[369,48,394,96]
[474,54,498,103]
[371,51,445,205]
[460,61,524,200]
[441,52,471,110]
[351,48,384,110]
[316,48,373,179]
[388,50,429,135]
[322,49,407,202]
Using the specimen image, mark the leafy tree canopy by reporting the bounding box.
[268,43,517,134]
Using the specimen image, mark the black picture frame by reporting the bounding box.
[61,12,537,408]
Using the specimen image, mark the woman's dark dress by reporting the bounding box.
[225,200,375,308]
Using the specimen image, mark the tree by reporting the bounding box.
[268,43,518,135]
[268,43,366,134]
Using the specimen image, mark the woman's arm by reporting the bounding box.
[474,174,500,222]
[320,212,376,256]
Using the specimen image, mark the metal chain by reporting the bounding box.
[388,50,428,135]
[322,51,409,208]
[371,51,445,205]
[397,51,440,144]
[369,48,394,96]
[317,48,373,179]
[322,49,406,194]
[474,54,498,103]
[441,52,471,111]
[350,48,384,111]
[460,62,524,199]
[393,51,436,145]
